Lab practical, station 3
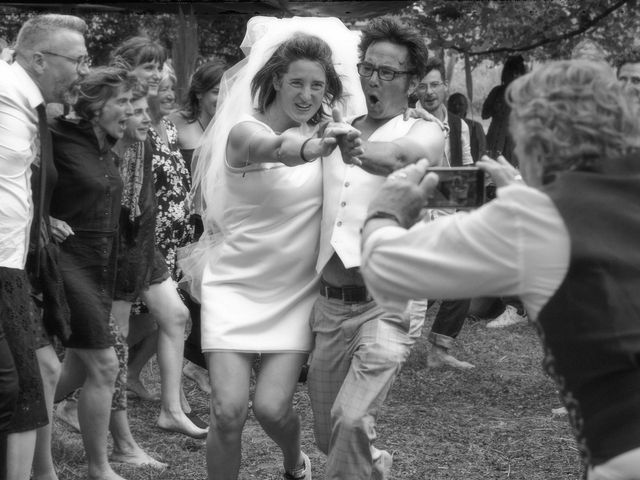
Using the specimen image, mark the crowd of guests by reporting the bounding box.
[1,11,640,480]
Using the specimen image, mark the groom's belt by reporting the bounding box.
[320,280,372,304]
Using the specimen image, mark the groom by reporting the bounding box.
[308,16,445,480]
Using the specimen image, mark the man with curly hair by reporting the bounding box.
[308,16,445,480]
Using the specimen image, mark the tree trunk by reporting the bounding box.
[172,5,199,106]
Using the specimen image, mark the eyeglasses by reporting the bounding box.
[41,51,91,71]
[357,62,413,81]
[416,82,444,93]
[619,75,640,86]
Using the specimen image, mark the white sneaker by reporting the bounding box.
[552,406,568,417]
[283,452,311,480]
[372,449,393,480]
[486,305,528,328]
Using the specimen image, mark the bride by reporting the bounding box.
[188,16,365,480]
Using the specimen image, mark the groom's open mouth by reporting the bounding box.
[368,93,381,106]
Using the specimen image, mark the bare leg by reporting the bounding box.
[206,352,253,480]
[53,349,84,434]
[54,349,86,402]
[109,303,166,470]
[55,397,80,433]
[141,279,206,438]
[6,430,37,480]
[71,347,126,480]
[183,361,211,394]
[32,345,62,480]
[109,410,167,469]
[126,313,160,402]
[113,301,159,401]
[252,353,307,473]
[126,334,160,401]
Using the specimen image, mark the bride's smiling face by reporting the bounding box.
[273,59,327,124]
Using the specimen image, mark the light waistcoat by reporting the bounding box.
[316,114,419,272]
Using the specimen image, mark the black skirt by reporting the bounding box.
[0,267,48,432]
[58,232,118,349]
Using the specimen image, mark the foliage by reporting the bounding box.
[197,13,248,65]
[402,0,639,65]
[0,7,246,66]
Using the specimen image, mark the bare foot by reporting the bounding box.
[111,448,168,470]
[157,409,208,439]
[55,398,80,433]
[427,347,475,370]
[32,473,59,480]
[183,361,212,394]
[180,385,192,414]
[127,378,160,401]
[87,465,127,480]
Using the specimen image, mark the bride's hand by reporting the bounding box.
[325,107,364,165]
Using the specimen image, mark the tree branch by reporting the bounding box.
[447,0,631,56]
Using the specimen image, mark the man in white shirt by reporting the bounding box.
[308,16,444,480]
[414,56,475,370]
[361,60,640,480]
[0,13,89,480]
[416,57,472,168]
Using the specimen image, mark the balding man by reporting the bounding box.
[0,13,89,480]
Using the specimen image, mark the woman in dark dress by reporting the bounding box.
[481,55,526,166]
[169,60,225,173]
[49,67,135,480]
[168,60,227,391]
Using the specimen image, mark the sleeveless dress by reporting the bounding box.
[200,117,322,353]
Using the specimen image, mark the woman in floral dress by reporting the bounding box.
[110,37,204,436]
[147,70,194,277]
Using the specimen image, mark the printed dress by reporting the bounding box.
[148,118,194,279]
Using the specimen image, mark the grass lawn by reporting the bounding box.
[52,303,583,479]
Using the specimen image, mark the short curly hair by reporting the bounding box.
[358,16,429,80]
[615,46,640,75]
[74,67,137,122]
[507,60,640,179]
[424,57,445,82]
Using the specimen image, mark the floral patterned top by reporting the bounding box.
[148,118,194,278]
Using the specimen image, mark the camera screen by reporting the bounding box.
[428,167,484,208]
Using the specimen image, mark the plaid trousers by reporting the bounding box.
[308,296,412,480]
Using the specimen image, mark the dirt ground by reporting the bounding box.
[52,303,582,479]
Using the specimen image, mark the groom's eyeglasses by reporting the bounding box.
[357,62,413,81]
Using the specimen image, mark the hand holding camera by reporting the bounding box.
[477,151,523,190]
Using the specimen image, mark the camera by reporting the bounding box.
[427,166,485,208]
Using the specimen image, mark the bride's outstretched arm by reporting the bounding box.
[226,120,358,168]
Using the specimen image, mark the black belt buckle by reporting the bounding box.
[341,285,367,303]
[321,282,370,304]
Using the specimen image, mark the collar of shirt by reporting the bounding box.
[56,115,118,154]
[10,61,44,110]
